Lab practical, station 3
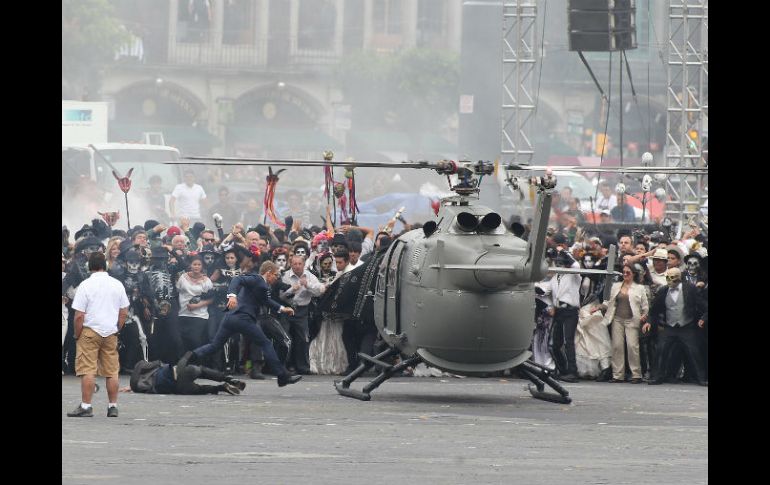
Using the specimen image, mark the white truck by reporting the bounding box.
[62,101,182,226]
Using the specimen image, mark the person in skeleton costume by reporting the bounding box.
[111,249,155,373]
[643,268,708,386]
[145,246,181,363]
[214,248,243,373]
[199,244,226,369]
[683,253,708,288]
[62,237,105,374]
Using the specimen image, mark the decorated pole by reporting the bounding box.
[112,168,134,230]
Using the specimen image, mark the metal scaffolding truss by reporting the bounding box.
[501,0,537,164]
[665,0,708,226]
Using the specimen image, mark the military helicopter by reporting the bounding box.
[172,152,706,404]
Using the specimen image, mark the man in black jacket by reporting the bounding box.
[642,267,708,386]
[191,248,301,387]
[122,352,244,395]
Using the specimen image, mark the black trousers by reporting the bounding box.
[118,320,144,371]
[175,364,227,395]
[194,312,289,378]
[282,305,311,373]
[342,318,378,370]
[639,331,657,378]
[551,307,579,375]
[652,324,707,384]
[179,316,211,354]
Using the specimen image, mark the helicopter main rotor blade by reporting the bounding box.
[174,156,437,170]
[506,164,707,175]
[546,267,622,277]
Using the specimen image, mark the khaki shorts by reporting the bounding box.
[75,327,119,378]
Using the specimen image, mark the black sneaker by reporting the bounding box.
[559,373,579,383]
[67,405,94,417]
[107,406,119,417]
[277,374,302,387]
[227,378,246,391]
[222,382,240,395]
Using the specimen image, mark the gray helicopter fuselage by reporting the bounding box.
[373,199,536,375]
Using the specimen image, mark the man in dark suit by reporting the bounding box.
[192,247,301,387]
[642,267,708,386]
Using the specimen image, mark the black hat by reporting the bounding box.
[233,243,261,263]
[144,219,160,232]
[74,224,93,241]
[151,246,171,260]
[90,218,111,240]
[118,239,135,256]
[552,233,567,245]
[124,249,142,263]
[683,252,702,263]
[111,229,127,238]
[75,236,105,254]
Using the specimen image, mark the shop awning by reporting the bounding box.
[109,123,222,155]
[227,126,342,151]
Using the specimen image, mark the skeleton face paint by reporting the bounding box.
[317,241,329,253]
[294,247,307,257]
[275,255,287,267]
[583,255,594,269]
[686,258,700,275]
[203,254,216,267]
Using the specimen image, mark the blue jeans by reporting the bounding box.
[194,312,288,378]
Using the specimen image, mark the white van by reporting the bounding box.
[62,143,181,196]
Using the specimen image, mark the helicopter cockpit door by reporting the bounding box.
[380,239,407,334]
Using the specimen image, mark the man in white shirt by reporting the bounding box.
[334,248,354,276]
[348,241,364,269]
[595,181,618,213]
[67,252,130,418]
[169,170,207,224]
[279,255,325,373]
[544,234,582,382]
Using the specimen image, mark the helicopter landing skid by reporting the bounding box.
[517,360,573,404]
[334,347,421,401]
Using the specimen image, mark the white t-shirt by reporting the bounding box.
[595,193,617,212]
[176,273,214,319]
[171,183,207,219]
[71,272,130,337]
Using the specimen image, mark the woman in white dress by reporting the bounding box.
[308,253,348,374]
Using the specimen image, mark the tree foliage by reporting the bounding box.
[62,0,130,99]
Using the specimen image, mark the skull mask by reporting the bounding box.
[665,268,682,289]
[686,257,700,276]
[126,260,141,274]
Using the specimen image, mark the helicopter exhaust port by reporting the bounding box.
[456,212,479,232]
[478,212,502,232]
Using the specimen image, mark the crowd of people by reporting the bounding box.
[62,178,708,389]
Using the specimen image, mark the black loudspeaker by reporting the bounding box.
[568,0,637,52]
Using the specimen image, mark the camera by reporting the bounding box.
[545,247,558,260]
